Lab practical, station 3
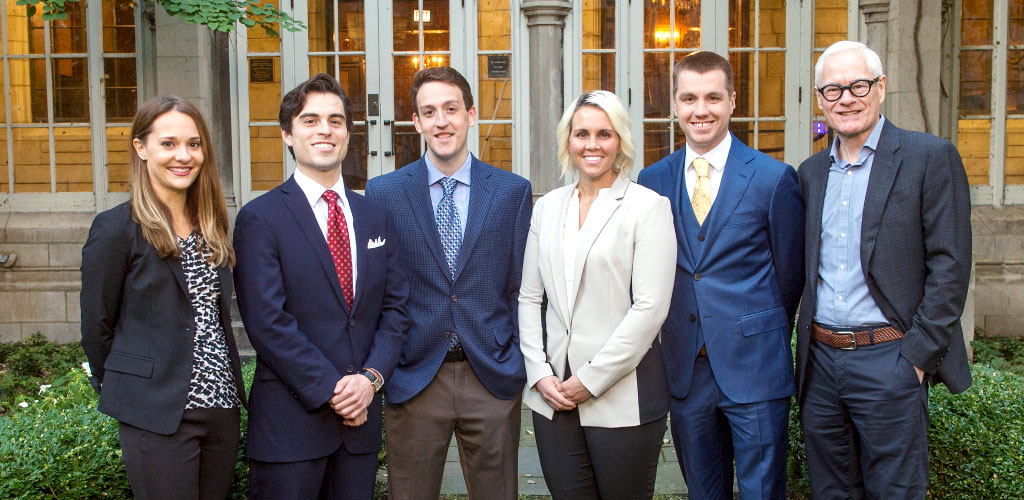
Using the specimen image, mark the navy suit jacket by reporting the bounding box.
[365,156,532,403]
[233,176,409,462]
[638,135,805,404]
[796,120,973,400]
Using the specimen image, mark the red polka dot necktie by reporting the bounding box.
[322,190,353,311]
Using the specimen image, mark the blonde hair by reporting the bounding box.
[556,91,635,179]
[129,95,235,268]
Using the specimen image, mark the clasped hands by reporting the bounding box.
[329,374,374,426]
[534,375,592,412]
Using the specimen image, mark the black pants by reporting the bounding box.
[801,338,930,500]
[118,407,241,500]
[532,409,666,500]
[249,442,378,500]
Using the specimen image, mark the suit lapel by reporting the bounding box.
[166,256,190,299]
[402,159,451,280]
[695,137,754,266]
[569,174,628,315]
[860,121,901,271]
[348,190,370,313]
[546,186,572,321]
[662,150,696,270]
[280,176,350,314]
[804,153,830,287]
[454,157,493,282]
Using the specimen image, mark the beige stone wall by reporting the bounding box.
[971,205,1024,337]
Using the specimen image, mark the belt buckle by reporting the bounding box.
[836,330,857,350]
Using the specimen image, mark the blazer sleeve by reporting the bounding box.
[768,164,806,321]
[575,196,677,397]
[233,206,343,411]
[518,197,555,390]
[358,211,410,382]
[79,210,129,393]
[507,181,534,337]
[900,141,973,374]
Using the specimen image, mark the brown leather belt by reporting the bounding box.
[812,323,903,350]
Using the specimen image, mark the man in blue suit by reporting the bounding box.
[638,51,804,500]
[234,74,409,500]
[365,67,531,500]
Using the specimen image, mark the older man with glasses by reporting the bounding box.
[795,41,973,500]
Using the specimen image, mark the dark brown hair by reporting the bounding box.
[409,67,474,114]
[129,95,234,267]
[672,51,735,95]
[279,73,354,157]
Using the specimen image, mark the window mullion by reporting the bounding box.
[87,0,106,210]
[44,18,56,192]
[990,0,1008,206]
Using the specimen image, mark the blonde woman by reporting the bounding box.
[80,95,245,500]
[518,91,676,499]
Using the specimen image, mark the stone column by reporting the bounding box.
[521,0,572,198]
[885,0,943,134]
[860,0,891,70]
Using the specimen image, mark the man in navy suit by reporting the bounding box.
[796,41,972,499]
[233,74,409,500]
[365,67,532,500]
[638,51,804,499]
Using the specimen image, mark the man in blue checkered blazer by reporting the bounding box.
[365,67,532,500]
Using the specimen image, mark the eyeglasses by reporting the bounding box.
[816,77,880,102]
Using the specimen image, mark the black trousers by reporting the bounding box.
[801,338,930,500]
[248,441,378,500]
[532,409,666,500]
[118,407,241,500]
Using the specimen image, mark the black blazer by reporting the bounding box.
[80,201,247,435]
[796,119,973,400]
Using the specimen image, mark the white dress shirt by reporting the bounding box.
[683,134,732,208]
[293,168,358,293]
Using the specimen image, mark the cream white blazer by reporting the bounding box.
[519,173,676,428]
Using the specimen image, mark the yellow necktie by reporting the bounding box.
[691,157,711,225]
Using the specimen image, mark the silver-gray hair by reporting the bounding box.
[556,90,635,180]
[814,41,884,87]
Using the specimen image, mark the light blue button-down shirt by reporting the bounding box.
[425,153,472,238]
[814,116,889,328]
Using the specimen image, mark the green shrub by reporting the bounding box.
[971,334,1024,377]
[0,333,86,414]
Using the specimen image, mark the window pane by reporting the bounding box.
[247,0,281,52]
[104,58,137,121]
[644,1,670,49]
[479,0,511,51]
[0,135,7,192]
[757,124,785,161]
[1012,0,1023,45]
[393,124,422,170]
[53,58,89,122]
[674,0,701,48]
[814,0,848,48]
[479,123,512,171]
[729,121,753,150]
[1008,50,1024,115]
[644,52,671,119]
[422,0,449,53]
[102,0,135,53]
[393,0,450,52]
[582,0,615,50]
[961,0,993,46]
[957,118,990,185]
[308,0,336,52]
[759,51,785,116]
[759,0,785,48]
[582,53,615,93]
[249,56,281,122]
[643,122,672,168]
[250,125,284,191]
[478,56,512,120]
[8,59,32,123]
[959,50,991,115]
[107,126,131,192]
[55,127,91,192]
[343,123,367,189]
[12,127,49,192]
[731,52,753,118]
[49,2,87,53]
[312,56,367,124]
[5,0,35,55]
[1007,119,1024,184]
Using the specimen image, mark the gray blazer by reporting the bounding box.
[795,119,973,399]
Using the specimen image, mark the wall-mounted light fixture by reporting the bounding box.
[413,10,432,23]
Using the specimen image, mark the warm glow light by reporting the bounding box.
[413,9,431,23]
[654,29,681,45]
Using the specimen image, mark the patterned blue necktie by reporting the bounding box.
[436,176,462,280]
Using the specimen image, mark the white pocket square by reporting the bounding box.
[368,237,386,249]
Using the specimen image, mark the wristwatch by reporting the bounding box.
[359,368,383,394]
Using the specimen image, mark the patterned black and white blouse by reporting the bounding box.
[177,231,240,409]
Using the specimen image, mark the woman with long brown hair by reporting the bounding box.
[80,95,246,500]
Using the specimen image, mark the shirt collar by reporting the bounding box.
[829,115,886,167]
[684,133,732,173]
[293,167,349,209]
[425,153,474,187]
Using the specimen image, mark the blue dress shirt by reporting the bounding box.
[425,153,472,238]
[814,116,889,328]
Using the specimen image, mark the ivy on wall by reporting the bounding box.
[17,0,306,36]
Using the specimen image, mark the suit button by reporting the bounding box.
[444,331,451,339]
[348,319,356,327]
[451,295,457,303]
[346,364,354,373]
[697,234,705,241]
[694,273,702,281]
[690,314,697,322]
